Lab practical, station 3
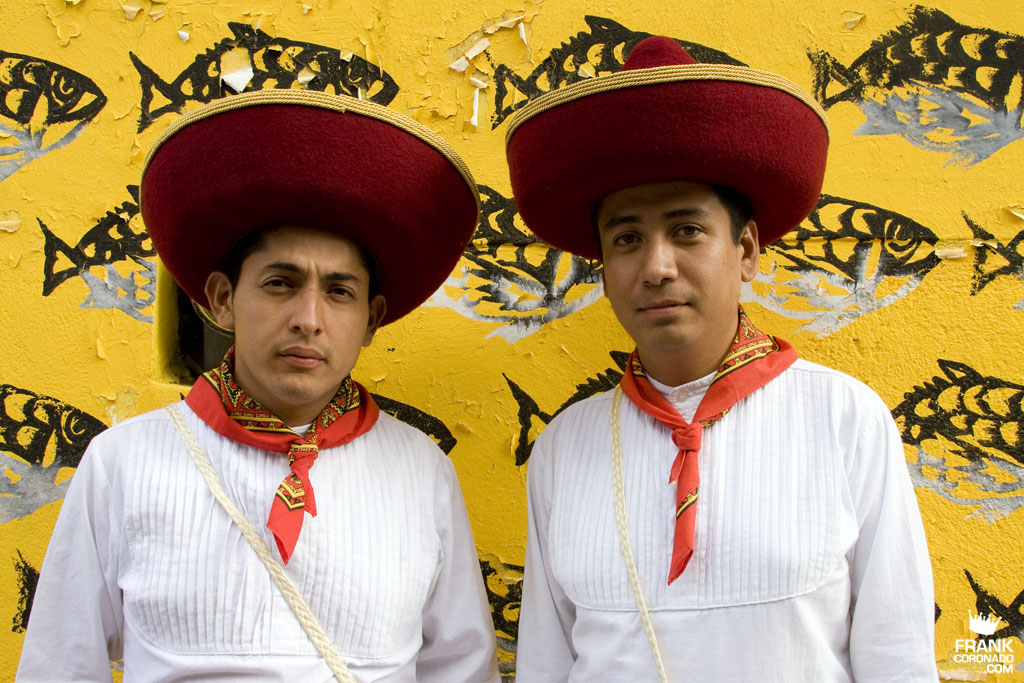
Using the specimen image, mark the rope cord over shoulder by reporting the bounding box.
[165,404,356,683]
[611,387,670,683]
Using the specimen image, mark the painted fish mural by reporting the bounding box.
[0,385,107,523]
[968,217,1024,308]
[505,351,629,465]
[743,194,942,337]
[372,394,456,455]
[40,185,156,323]
[0,51,107,181]
[808,6,1024,165]
[130,22,400,132]
[481,556,523,681]
[965,569,1024,644]
[491,15,743,127]
[11,550,37,634]
[893,360,1024,521]
[426,185,603,342]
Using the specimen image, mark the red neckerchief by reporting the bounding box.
[185,347,379,564]
[618,307,797,584]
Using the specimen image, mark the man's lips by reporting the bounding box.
[279,347,326,367]
[638,300,685,312]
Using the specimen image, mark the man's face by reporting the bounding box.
[597,181,759,380]
[205,226,386,426]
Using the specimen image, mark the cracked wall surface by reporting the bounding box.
[2,1,1024,680]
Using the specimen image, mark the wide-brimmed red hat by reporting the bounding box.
[505,36,829,258]
[141,89,479,324]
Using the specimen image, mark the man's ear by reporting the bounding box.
[362,295,387,347]
[204,272,236,331]
[738,220,760,283]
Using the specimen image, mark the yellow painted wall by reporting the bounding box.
[2,1,1023,680]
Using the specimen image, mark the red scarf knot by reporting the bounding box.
[669,425,702,485]
[618,307,797,584]
[280,442,320,516]
[184,346,379,564]
[671,424,702,452]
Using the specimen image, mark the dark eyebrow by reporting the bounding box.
[664,207,713,221]
[259,262,303,275]
[259,262,364,284]
[600,206,713,231]
[322,272,363,284]
[601,214,641,231]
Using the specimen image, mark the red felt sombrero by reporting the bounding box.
[141,89,479,324]
[505,36,829,258]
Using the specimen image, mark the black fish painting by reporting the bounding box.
[372,394,456,455]
[808,6,1024,165]
[505,351,629,465]
[0,385,107,523]
[743,194,942,336]
[40,185,156,322]
[426,185,603,341]
[491,16,743,127]
[12,550,38,633]
[968,217,1024,307]
[893,360,1024,520]
[0,51,107,181]
[130,23,399,132]
[965,569,1024,643]
[480,556,523,681]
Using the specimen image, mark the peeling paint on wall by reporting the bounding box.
[0,51,106,181]
[130,23,399,131]
[490,16,743,127]
[505,351,629,465]
[744,195,943,336]
[481,555,523,681]
[970,220,1024,307]
[0,385,106,523]
[11,550,38,635]
[3,2,1024,679]
[40,186,156,322]
[809,7,1024,165]
[895,360,1024,522]
[425,185,603,341]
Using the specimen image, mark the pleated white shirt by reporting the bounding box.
[517,359,937,682]
[18,403,499,682]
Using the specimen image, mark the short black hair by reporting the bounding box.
[709,183,754,243]
[591,182,755,248]
[220,226,379,298]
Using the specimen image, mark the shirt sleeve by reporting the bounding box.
[17,436,124,682]
[416,455,500,683]
[515,430,578,682]
[845,396,938,682]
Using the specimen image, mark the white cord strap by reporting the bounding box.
[165,404,356,683]
[610,387,670,683]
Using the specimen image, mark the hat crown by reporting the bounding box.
[622,36,697,70]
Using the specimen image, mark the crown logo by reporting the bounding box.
[969,611,1003,636]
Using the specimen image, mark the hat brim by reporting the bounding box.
[141,90,479,324]
[506,65,829,258]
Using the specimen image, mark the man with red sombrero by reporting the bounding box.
[19,91,499,682]
[507,37,937,681]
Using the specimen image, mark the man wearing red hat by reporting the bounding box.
[19,91,499,682]
[506,37,937,681]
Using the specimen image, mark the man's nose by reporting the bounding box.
[289,286,323,335]
[641,237,678,285]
